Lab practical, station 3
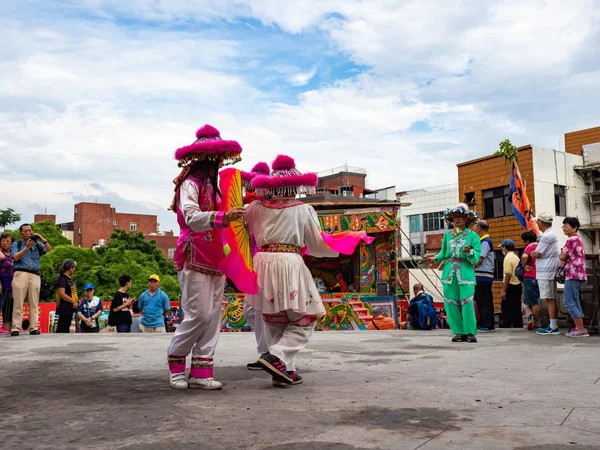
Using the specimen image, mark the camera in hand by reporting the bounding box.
[29,234,40,241]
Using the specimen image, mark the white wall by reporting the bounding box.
[532,146,593,252]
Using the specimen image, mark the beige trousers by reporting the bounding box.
[11,271,41,332]
[140,324,165,333]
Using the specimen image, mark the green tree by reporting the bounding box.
[494,139,519,163]
[97,229,176,275]
[0,208,21,230]
[36,230,180,303]
[7,220,71,247]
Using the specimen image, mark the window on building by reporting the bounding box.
[130,222,137,232]
[411,243,425,256]
[113,221,118,226]
[167,248,176,260]
[463,191,476,204]
[78,227,81,234]
[493,250,505,281]
[554,185,567,216]
[409,215,421,233]
[483,186,514,219]
[423,212,445,232]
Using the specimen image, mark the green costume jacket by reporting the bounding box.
[434,228,482,296]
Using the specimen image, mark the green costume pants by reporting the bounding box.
[443,275,477,336]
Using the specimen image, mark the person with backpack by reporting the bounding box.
[521,231,540,330]
[406,284,438,330]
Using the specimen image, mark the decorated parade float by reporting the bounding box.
[220,165,405,332]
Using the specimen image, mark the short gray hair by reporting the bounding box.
[371,307,387,317]
[59,259,77,273]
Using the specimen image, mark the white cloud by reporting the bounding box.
[2,0,600,235]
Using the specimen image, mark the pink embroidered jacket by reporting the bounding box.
[174,177,227,275]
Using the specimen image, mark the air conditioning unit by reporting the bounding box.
[583,143,600,166]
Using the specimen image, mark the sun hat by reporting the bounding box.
[251,155,317,198]
[174,124,242,168]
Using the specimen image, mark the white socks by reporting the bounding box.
[550,319,558,329]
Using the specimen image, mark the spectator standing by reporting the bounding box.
[532,214,561,335]
[0,233,15,334]
[77,283,103,333]
[109,275,136,333]
[499,239,522,328]
[367,307,397,330]
[521,231,540,330]
[560,217,589,338]
[473,220,495,332]
[10,224,52,335]
[55,259,78,333]
[138,274,170,333]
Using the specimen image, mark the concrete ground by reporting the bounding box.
[1,329,600,450]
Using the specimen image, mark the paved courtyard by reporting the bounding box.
[2,329,600,450]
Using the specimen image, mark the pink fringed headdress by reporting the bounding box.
[174,124,242,168]
[251,155,317,198]
[241,161,270,189]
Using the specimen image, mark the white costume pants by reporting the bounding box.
[243,301,268,356]
[263,311,316,372]
[168,269,224,358]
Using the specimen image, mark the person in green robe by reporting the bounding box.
[427,204,481,342]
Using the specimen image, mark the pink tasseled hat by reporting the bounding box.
[241,162,270,189]
[251,155,317,198]
[174,124,242,168]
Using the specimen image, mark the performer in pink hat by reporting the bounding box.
[241,162,271,370]
[244,155,341,386]
[167,124,246,390]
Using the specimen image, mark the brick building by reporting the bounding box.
[144,232,179,260]
[65,202,178,260]
[33,214,56,223]
[73,202,158,248]
[457,134,592,311]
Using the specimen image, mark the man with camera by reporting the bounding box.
[10,223,52,336]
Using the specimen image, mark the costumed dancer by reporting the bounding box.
[240,161,271,370]
[244,155,340,386]
[427,204,481,343]
[167,124,246,390]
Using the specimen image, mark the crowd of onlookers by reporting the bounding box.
[0,216,593,337]
[475,213,590,337]
[0,223,175,335]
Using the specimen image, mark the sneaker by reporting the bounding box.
[188,377,223,390]
[451,334,464,342]
[536,326,560,335]
[478,327,495,333]
[566,328,590,338]
[169,373,188,390]
[29,330,40,335]
[10,331,19,337]
[0,328,9,335]
[247,362,262,371]
[466,334,477,343]
[258,352,293,383]
[273,372,303,387]
[527,314,536,331]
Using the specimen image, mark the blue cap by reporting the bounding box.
[499,239,515,247]
[83,282,95,290]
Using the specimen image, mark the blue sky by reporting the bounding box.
[1,0,600,233]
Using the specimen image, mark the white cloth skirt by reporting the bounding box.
[245,252,325,316]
